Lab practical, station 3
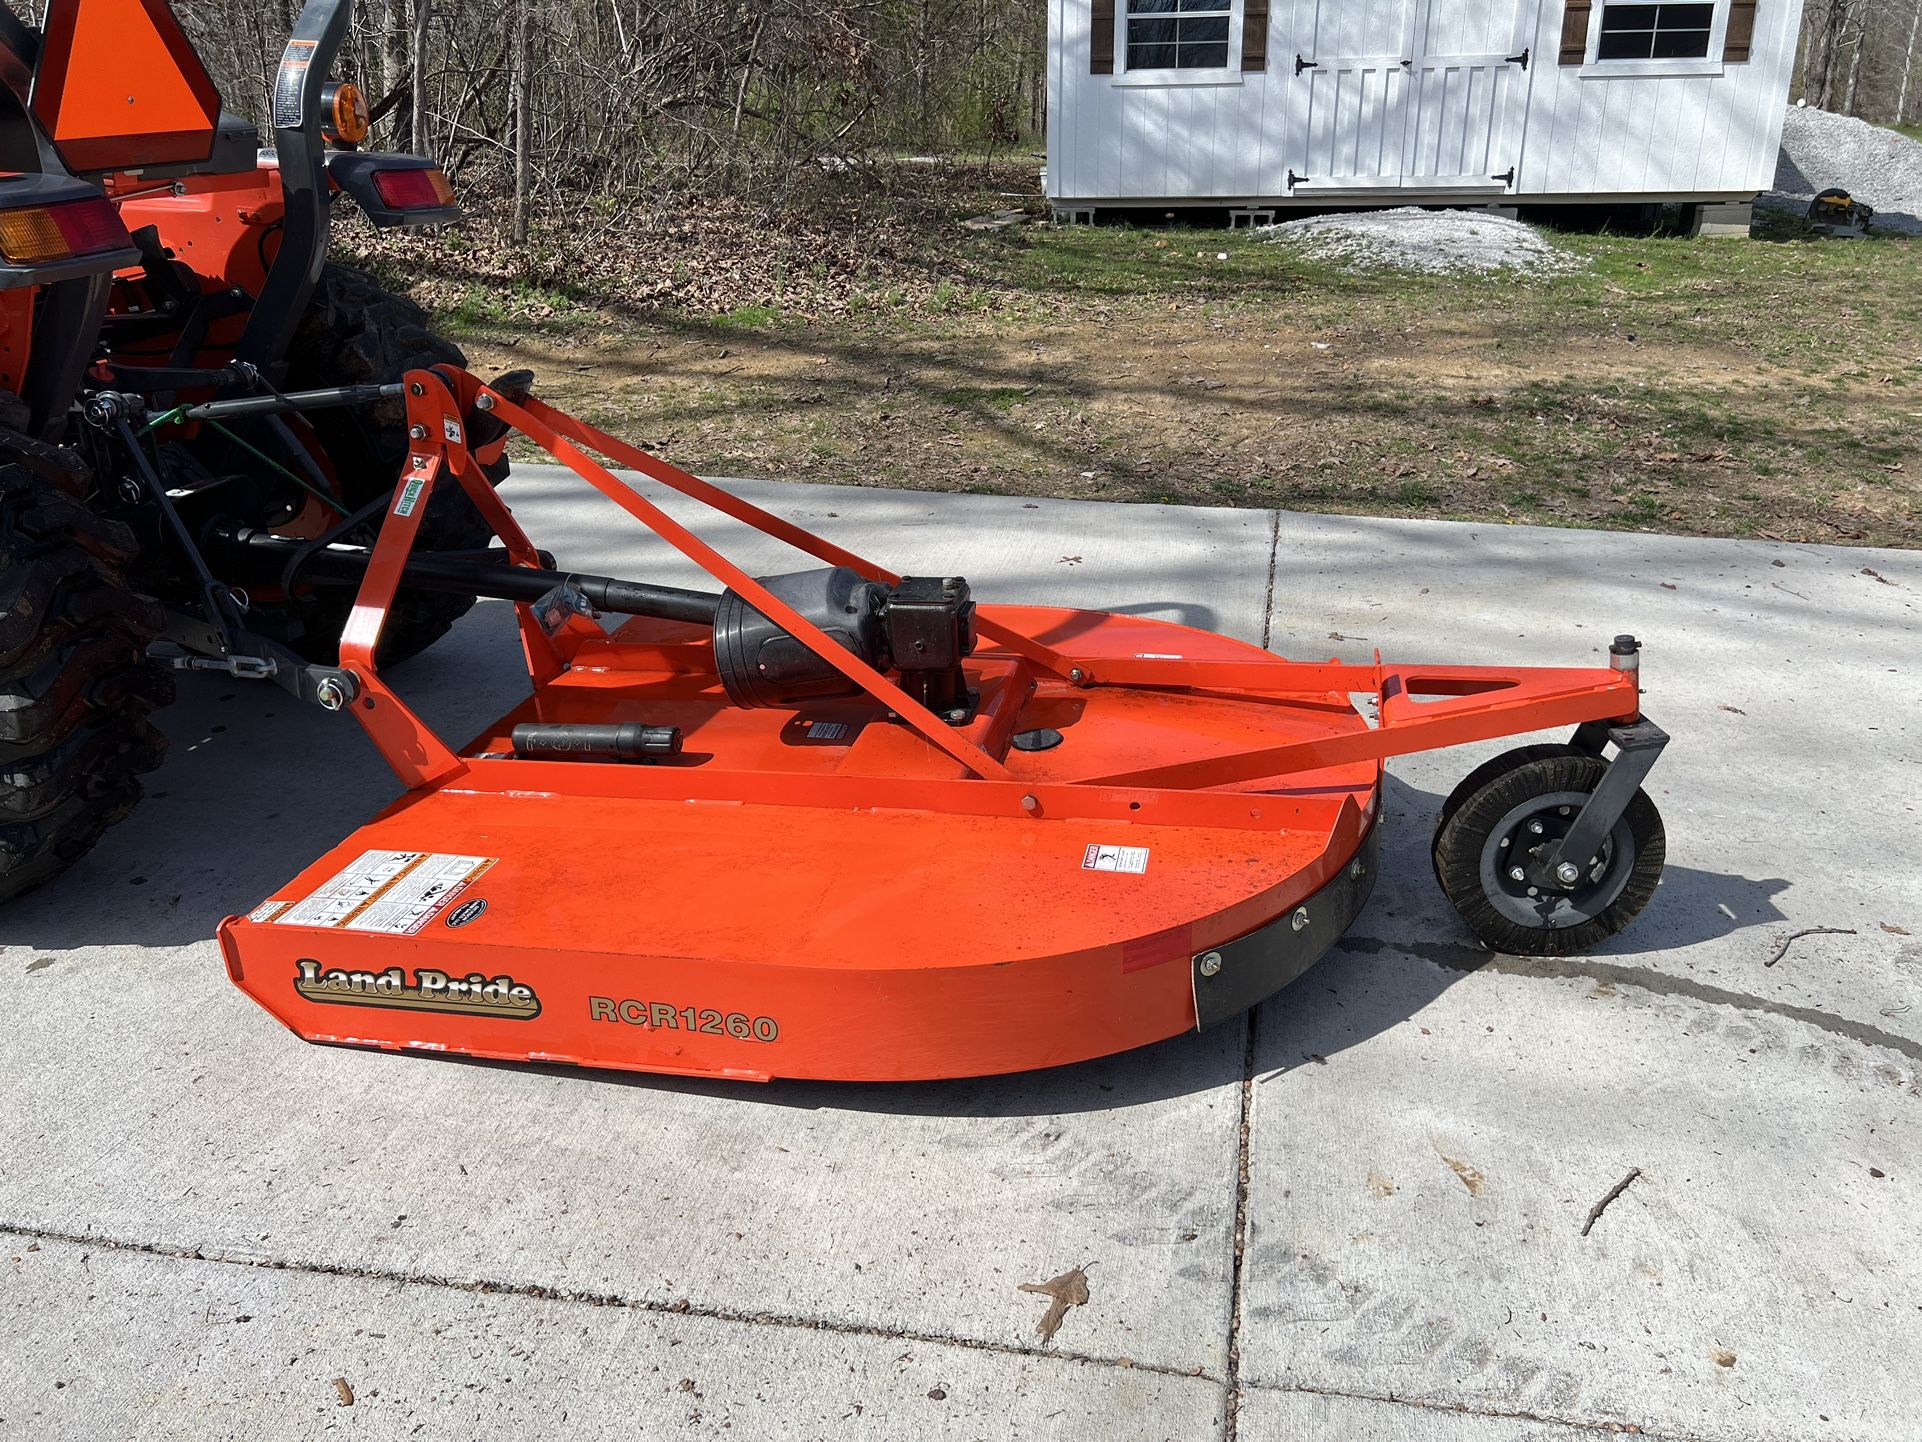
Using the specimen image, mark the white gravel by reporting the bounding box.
[1262,207,1585,277]
[1766,105,1922,234]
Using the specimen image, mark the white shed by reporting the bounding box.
[1045,0,1804,218]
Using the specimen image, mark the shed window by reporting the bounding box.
[1126,0,1232,71]
[1595,3,1716,60]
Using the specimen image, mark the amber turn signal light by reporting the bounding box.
[322,80,371,145]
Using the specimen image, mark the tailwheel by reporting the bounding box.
[1430,742,1586,889]
[1433,751,1665,957]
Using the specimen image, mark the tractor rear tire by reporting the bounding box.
[283,262,510,667]
[0,462,171,905]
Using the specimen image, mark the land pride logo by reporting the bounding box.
[293,960,541,1020]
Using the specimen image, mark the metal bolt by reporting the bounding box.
[1555,862,1582,886]
[1069,667,1089,685]
[409,424,428,439]
[1199,952,1223,977]
[1291,906,1310,932]
[409,382,426,396]
[1559,806,1571,816]
[475,392,497,411]
[315,677,349,711]
[412,456,429,469]
[1350,857,1366,879]
[1528,819,1544,835]
[1020,794,1040,813]
[1509,866,1525,882]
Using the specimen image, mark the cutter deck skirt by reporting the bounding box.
[222,610,1381,1081]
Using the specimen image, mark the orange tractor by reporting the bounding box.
[4,0,1669,1083]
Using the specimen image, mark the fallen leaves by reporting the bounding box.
[1018,1266,1091,1344]
[1438,1153,1485,1196]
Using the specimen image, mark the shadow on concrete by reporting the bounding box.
[347,772,1786,1118]
[1250,773,1792,1082]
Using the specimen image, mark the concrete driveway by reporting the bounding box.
[3,469,1917,1440]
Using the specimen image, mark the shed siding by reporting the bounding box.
[1048,0,1804,204]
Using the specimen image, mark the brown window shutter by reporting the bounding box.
[1723,0,1757,61]
[1243,0,1270,71]
[1092,0,1115,75]
[1559,0,1592,64]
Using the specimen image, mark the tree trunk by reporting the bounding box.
[381,0,411,148]
[512,0,531,244]
[1810,1,1852,109]
[1843,22,1866,114]
[1899,0,1922,121]
[410,0,431,157]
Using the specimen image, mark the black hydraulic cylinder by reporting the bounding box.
[176,383,405,422]
[511,722,683,760]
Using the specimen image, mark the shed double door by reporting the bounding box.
[1289,0,1532,193]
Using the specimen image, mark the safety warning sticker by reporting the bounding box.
[277,850,497,935]
[248,900,290,924]
[1082,844,1150,875]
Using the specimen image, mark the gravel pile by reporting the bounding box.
[1263,207,1584,277]
[1767,105,1922,234]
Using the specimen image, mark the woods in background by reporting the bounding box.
[173,0,1045,214]
[1800,0,1922,120]
[163,0,1919,224]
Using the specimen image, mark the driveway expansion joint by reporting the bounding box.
[1344,937,1922,1067]
[1222,1008,1260,1442]
[0,1223,1223,1387]
[1245,1379,1727,1442]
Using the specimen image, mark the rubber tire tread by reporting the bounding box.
[283,263,510,666]
[1433,753,1665,957]
[1430,742,1586,887]
[0,463,172,904]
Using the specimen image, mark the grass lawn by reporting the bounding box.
[379,208,1922,547]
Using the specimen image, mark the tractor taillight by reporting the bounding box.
[0,196,133,265]
[372,167,455,211]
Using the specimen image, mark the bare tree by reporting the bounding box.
[510,0,530,242]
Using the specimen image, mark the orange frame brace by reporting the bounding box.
[331,368,1646,814]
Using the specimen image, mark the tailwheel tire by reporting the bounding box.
[0,461,172,905]
[1430,742,1586,888]
[281,262,510,667]
[1433,752,1665,957]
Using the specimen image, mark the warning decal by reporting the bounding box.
[248,900,290,924]
[1082,844,1150,875]
[277,850,497,935]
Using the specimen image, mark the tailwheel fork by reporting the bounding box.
[1433,714,1669,956]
